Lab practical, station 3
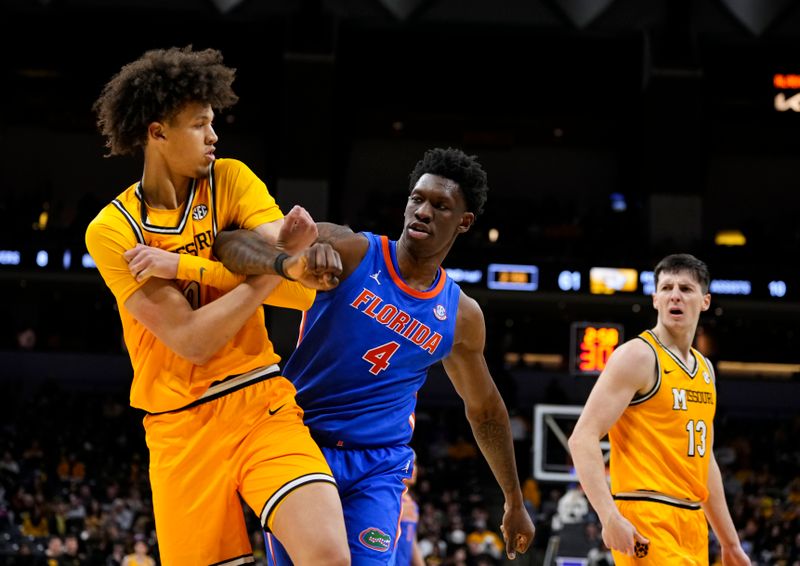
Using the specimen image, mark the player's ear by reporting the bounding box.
[148,122,167,142]
[457,212,475,234]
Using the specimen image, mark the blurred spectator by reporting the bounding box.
[20,504,48,538]
[44,535,64,561]
[15,328,36,351]
[63,533,87,565]
[122,539,155,566]
[465,507,503,563]
[106,542,125,566]
[522,476,541,514]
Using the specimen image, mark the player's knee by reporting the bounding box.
[326,547,350,566]
[296,545,350,566]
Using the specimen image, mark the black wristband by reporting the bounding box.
[273,252,296,281]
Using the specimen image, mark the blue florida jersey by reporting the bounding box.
[283,232,461,448]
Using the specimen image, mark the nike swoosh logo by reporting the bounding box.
[268,404,286,416]
[199,267,206,281]
[664,368,676,374]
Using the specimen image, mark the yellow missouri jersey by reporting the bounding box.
[86,158,286,413]
[609,329,716,503]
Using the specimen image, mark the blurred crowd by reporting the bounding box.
[0,375,797,565]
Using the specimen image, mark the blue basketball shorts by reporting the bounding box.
[266,444,415,566]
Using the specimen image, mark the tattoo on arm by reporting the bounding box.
[214,230,279,275]
[473,418,519,495]
[316,222,354,245]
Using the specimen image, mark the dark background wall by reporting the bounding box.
[2,0,800,372]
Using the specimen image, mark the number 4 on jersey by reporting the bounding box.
[362,341,401,375]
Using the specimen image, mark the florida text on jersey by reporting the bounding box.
[283,232,462,448]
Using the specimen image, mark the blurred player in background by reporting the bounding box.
[568,254,750,565]
[86,45,348,565]
[395,450,424,566]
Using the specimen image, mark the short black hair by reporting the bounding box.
[93,45,238,156]
[654,253,711,293]
[408,147,489,217]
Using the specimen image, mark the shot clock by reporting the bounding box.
[570,322,624,376]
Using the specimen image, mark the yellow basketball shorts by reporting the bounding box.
[144,375,335,566]
[612,499,709,565]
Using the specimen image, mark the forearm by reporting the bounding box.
[178,253,314,310]
[466,391,523,506]
[411,541,424,566]
[568,433,618,525]
[214,229,282,275]
[184,276,279,360]
[316,222,354,244]
[130,275,280,365]
[702,458,741,548]
[178,253,245,291]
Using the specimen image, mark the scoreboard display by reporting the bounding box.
[487,263,539,291]
[570,322,624,376]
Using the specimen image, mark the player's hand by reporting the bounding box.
[123,244,179,282]
[601,511,649,557]
[720,544,751,566]
[500,503,535,560]
[283,242,342,290]
[276,205,318,254]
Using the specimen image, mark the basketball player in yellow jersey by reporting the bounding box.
[85,46,349,566]
[569,254,750,565]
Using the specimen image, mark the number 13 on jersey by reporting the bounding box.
[362,342,401,375]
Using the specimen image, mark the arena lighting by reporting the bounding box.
[589,267,638,294]
[503,352,564,370]
[376,0,427,21]
[552,0,617,29]
[558,270,581,292]
[444,268,482,284]
[775,93,800,112]
[719,0,795,37]
[717,361,800,379]
[640,271,655,295]
[773,73,800,89]
[81,253,97,269]
[715,230,746,246]
[209,0,246,14]
[768,281,787,298]
[710,279,752,296]
[487,264,539,291]
[609,192,627,212]
[0,250,21,266]
[33,210,48,231]
[773,73,800,112]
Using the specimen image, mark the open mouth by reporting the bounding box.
[407,223,430,237]
[669,307,684,316]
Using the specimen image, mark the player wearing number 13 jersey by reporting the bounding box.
[214,148,536,565]
[569,254,751,566]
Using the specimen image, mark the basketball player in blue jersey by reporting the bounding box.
[213,147,536,565]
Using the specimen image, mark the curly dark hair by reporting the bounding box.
[654,253,711,293]
[93,45,239,156]
[408,147,489,217]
